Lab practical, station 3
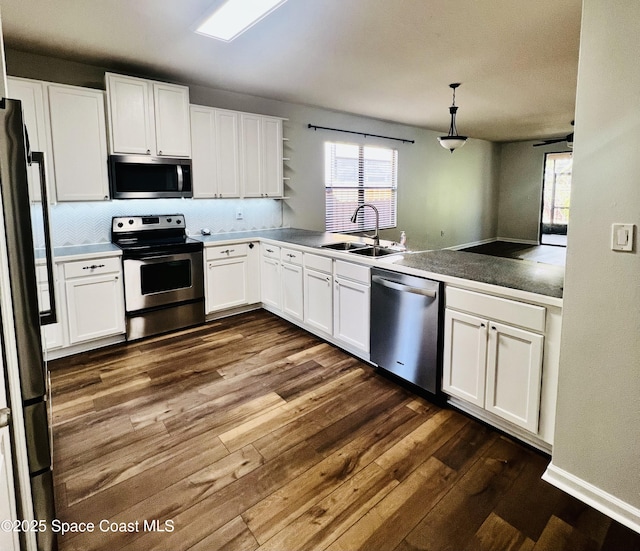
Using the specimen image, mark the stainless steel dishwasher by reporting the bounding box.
[370,267,442,395]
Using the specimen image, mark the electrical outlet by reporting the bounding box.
[236,208,244,220]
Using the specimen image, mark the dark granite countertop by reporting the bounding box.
[195,228,564,300]
[392,249,564,299]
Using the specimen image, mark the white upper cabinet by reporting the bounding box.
[190,105,240,198]
[47,84,109,201]
[153,82,191,157]
[105,73,191,157]
[6,77,54,201]
[240,113,283,198]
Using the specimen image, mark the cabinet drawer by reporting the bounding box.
[206,243,248,260]
[303,252,332,274]
[63,257,122,279]
[334,260,370,284]
[261,244,281,260]
[446,287,545,333]
[281,247,303,266]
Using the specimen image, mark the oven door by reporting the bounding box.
[123,250,204,312]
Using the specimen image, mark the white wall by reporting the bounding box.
[6,48,500,252]
[545,0,640,531]
[497,140,570,243]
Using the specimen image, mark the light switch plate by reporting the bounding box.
[611,223,634,251]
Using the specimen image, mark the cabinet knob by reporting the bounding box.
[146,149,151,155]
[480,323,486,327]
[159,150,163,155]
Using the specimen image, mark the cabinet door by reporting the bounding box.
[334,277,370,353]
[442,309,488,407]
[215,109,240,197]
[106,73,155,155]
[282,262,303,321]
[261,116,283,197]
[240,113,262,197]
[153,82,191,157]
[190,106,217,198]
[7,77,53,201]
[304,267,333,335]
[260,256,281,310]
[485,321,544,433]
[48,85,109,201]
[206,257,248,313]
[65,274,125,344]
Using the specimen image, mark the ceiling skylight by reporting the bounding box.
[195,0,288,42]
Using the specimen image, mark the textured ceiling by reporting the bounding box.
[0,0,582,142]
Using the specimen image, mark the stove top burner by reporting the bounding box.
[111,214,203,257]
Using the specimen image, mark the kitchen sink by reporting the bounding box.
[320,241,369,251]
[348,246,400,257]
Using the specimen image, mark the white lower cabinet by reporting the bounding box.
[303,254,333,336]
[281,248,304,321]
[333,260,370,353]
[206,244,249,313]
[442,287,545,434]
[260,244,282,310]
[63,257,125,344]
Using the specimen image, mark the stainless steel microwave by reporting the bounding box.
[108,155,193,199]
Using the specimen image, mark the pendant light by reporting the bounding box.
[438,83,467,153]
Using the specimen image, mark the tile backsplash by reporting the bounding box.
[41,198,283,248]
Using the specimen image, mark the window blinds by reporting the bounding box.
[324,142,398,233]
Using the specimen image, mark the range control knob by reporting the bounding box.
[167,218,172,223]
[117,222,123,228]
[128,219,134,225]
[176,219,182,224]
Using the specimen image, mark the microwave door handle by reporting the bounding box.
[176,165,184,192]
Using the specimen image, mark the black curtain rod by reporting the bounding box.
[307,124,415,144]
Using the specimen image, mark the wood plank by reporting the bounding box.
[374,408,469,481]
[473,512,533,551]
[400,436,530,551]
[326,457,456,551]
[189,516,259,551]
[257,462,399,551]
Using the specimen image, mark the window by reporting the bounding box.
[324,142,398,233]
[541,152,572,246]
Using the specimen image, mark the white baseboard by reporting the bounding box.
[445,237,497,251]
[543,462,640,534]
[497,237,539,245]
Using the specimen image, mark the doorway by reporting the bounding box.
[540,152,572,246]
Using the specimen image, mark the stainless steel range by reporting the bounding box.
[112,214,205,340]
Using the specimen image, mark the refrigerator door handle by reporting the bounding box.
[31,152,57,326]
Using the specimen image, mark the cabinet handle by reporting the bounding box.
[220,249,235,255]
[146,149,151,155]
[83,264,105,270]
[480,323,486,327]
[287,253,296,258]
[491,326,497,330]
[266,248,274,253]
[158,150,163,155]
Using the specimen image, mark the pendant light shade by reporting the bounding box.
[438,83,467,153]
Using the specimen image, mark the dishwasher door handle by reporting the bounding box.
[372,275,437,298]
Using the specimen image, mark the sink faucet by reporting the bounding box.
[350,203,380,246]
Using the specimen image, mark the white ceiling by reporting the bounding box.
[0,0,582,142]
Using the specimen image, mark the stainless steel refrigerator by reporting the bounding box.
[0,97,57,550]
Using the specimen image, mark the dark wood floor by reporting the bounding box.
[49,310,640,551]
